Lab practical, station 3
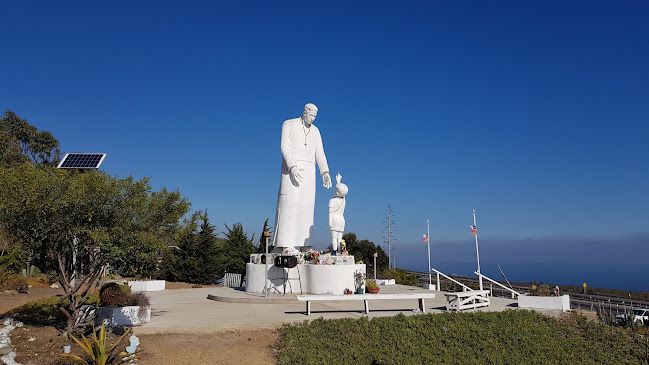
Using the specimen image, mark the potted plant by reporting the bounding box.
[366,279,380,294]
[96,283,151,327]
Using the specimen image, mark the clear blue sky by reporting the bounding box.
[2,1,648,287]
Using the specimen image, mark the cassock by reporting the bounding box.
[274,117,329,248]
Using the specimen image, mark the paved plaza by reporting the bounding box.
[134,285,525,335]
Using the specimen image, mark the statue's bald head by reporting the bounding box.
[304,103,318,112]
[302,103,318,125]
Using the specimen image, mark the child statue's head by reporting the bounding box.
[335,173,348,197]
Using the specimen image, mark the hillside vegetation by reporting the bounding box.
[277,310,648,365]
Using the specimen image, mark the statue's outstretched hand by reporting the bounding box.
[290,166,304,186]
[322,172,332,189]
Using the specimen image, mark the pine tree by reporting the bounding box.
[221,223,255,274]
[164,213,222,284]
[257,218,270,253]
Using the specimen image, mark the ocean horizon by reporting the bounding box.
[389,234,649,292]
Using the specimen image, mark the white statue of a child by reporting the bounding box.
[328,173,348,255]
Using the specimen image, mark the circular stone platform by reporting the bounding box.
[206,290,298,304]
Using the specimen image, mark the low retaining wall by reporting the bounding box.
[518,295,570,312]
[97,306,151,327]
[377,279,396,286]
[128,280,165,292]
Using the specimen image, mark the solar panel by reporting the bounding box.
[57,153,107,169]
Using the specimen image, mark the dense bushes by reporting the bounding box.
[343,233,389,273]
[1,275,28,293]
[277,310,648,365]
[379,268,419,286]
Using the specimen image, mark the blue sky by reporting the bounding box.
[2,1,648,287]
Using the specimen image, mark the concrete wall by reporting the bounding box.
[518,295,570,312]
[128,280,166,292]
[246,263,365,295]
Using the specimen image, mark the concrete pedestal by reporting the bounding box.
[245,263,366,295]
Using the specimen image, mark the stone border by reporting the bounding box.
[206,293,298,305]
[0,318,24,365]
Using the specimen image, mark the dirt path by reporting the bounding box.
[137,330,278,365]
[0,287,61,313]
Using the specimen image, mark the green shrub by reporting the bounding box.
[530,282,553,296]
[5,293,100,328]
[2,275,29,293]
[5,296,65,327]
[379,268,418,286]
[276,310,647,365]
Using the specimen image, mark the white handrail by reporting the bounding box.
[474,271,522,297]
[430,267,472,291]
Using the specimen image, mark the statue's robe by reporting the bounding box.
[274,117,329,248]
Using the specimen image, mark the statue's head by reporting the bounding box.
[335,173,348,197]
[302,103,318,126]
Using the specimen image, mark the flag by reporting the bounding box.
[422,233,429,243]
[470,225,477,236]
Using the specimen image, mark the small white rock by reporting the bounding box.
[1,351,22,365]
[0,326,15,334]
[50,283,60,289]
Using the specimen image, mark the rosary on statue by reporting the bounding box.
[302,122,311,147]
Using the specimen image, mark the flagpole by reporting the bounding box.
[427,219,431,286]
[473,208,483,290]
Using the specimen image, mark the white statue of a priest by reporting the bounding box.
[274,103,331,253]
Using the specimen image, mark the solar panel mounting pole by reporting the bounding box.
[56,153,107,288]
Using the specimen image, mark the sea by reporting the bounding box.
[393,234,649,292]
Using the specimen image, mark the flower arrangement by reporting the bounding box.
[304,249,321,264]
[354,270,366,291]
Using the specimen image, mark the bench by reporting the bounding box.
[296,293,436,316]
[444,290,490,311]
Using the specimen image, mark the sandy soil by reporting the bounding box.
[137,330,278,365]
[11,326,278,365]
[12,325,69,365]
